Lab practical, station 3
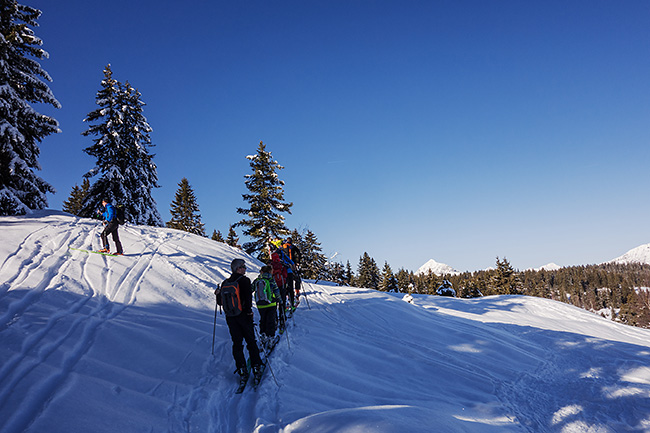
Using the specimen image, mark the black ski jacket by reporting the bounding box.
[219,273,254,315]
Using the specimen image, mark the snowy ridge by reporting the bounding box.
[609,243,650,265]
[415,258,460,276]
[1,211,650,432]
[528,262,562,272]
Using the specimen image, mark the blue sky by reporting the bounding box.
[31,0,650,272]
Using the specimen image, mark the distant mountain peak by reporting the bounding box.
[415,258,460,276]
[531,263,562,272]
[609,243,650,265]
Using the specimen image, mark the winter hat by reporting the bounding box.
[231,258,246,273]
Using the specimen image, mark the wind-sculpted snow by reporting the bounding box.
[1,211,650,432]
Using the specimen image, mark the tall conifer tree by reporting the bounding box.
[0,1,59,215]
[166,177,205,236]
[235,141,292,258]
[80,65,162,226]
[300,230,327,279]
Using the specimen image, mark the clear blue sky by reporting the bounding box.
[31,0,650,272]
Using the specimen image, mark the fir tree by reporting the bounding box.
[226,225,240,248]
[380,262,399,292]
[492,257,522,295]
[62,178,90,215]
[211,229,224,242]
[0,1,59,215]
[357,252,380,290]
[300,229,327,279]
[79,65,163,226]
[166,177,205,236]
[345,261,354,286]
[235,141,292,259]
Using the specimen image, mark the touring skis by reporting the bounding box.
[69,247,119,257]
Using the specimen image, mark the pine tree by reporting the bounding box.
[166,177,205,236]
[226,225,240,248]
[492,257,522,295]
[357,252,380,290]
[345,261,354,286]
[211,229,224,242]
[62,178,90,215]
[300,229,327,279]
[380,262,399,292]
[235,141,292,259]
[79,65,163,226]
[396,268,412,293]
[0,1,59,215]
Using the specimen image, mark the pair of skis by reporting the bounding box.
[235,334,281,394]
[69,247,122,257]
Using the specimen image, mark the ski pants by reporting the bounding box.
[101,221,123,254]
[287,273,301,306]
[226,313,262,369]
[258,305,277,337]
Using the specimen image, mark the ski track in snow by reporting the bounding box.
[0,217,175,432]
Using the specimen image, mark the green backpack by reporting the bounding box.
[253,277,273,305]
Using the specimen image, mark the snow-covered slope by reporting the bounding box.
[609,243,650,265]
[2,211,650,433]
[415,258,460,276]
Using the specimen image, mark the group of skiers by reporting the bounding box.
[216,237,302,387]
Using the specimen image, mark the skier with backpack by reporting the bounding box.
[283,238,301,310]
[253,265,281,350]
[97,198,124,255]
[216,259,263,391]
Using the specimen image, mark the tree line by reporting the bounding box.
[337,253,650,329]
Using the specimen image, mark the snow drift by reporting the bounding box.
[1,211,650,433]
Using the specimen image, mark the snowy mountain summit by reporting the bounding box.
[609,243,650,265]
[415,258,460,276]
[531,263,562,271]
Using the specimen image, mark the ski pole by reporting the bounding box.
[211,297,218,355]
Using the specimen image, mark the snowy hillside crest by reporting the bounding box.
[1,211,650,432]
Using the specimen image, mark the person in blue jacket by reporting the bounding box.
[98,198,123,255]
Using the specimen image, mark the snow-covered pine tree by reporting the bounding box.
[235,141,292,259]
[79,65,163,226]
[62,178,89,215]
[226,225,240,248]
[0,1,60,215]
[166,177,205,236]
[300,230,327,279]
[119,81,162,226]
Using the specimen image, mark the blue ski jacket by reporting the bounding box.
[103,203,117,222]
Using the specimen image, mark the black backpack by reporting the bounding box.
[115,205,126,225]
[218,276,243,317]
